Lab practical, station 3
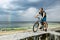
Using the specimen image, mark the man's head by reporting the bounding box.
[40,8,43,12]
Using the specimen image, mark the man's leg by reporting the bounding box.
[39,22,44,29]
[46,22,48,29]
[43,22,48,31]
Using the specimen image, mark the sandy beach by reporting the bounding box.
[0,30,25,36]
[0,29,32,36]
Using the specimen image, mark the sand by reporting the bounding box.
[0,29,32,36]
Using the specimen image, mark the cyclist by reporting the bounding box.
[35,8,48,31]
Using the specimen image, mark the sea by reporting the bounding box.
[0,21,60,29]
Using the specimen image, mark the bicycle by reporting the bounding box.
[33,17,47,32]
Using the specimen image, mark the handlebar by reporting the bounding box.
[37,17,40,19]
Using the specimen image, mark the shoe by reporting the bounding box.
[43,29,47,31]
[45,29,47,31]
[39,26,43,29]
[40,27,43,29]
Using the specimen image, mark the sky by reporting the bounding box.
[0,0,60,21]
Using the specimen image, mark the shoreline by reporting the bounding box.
[0,27,60,36]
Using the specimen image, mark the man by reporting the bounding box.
[35,8,48,31]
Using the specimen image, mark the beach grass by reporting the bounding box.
[0,27,32,35]
[0,28,27,31]
[0,26,32,31]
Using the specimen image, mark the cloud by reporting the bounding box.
[0,0,12,9]
[0,0,60,21]
[15,7,38,21]
[46,4,60,21]
[0,0,51,11]
[22,7,38,17]
[3,0,43,10]
[0,0,25,10]
[27,0,42,3]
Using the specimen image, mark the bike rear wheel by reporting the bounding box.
[33,21,39,32]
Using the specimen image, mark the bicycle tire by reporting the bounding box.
[33,21,39,32]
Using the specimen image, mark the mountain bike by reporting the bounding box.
[33,17,47,32]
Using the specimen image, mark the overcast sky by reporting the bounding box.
[0,0,60,21]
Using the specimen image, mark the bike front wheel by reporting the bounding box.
[33,21,39,32]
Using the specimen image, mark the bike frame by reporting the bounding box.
[37,17,44,29]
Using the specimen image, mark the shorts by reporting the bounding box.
[41,17,46,22]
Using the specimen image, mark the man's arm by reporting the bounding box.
[43,12,46,17]
[35,13,40,18]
